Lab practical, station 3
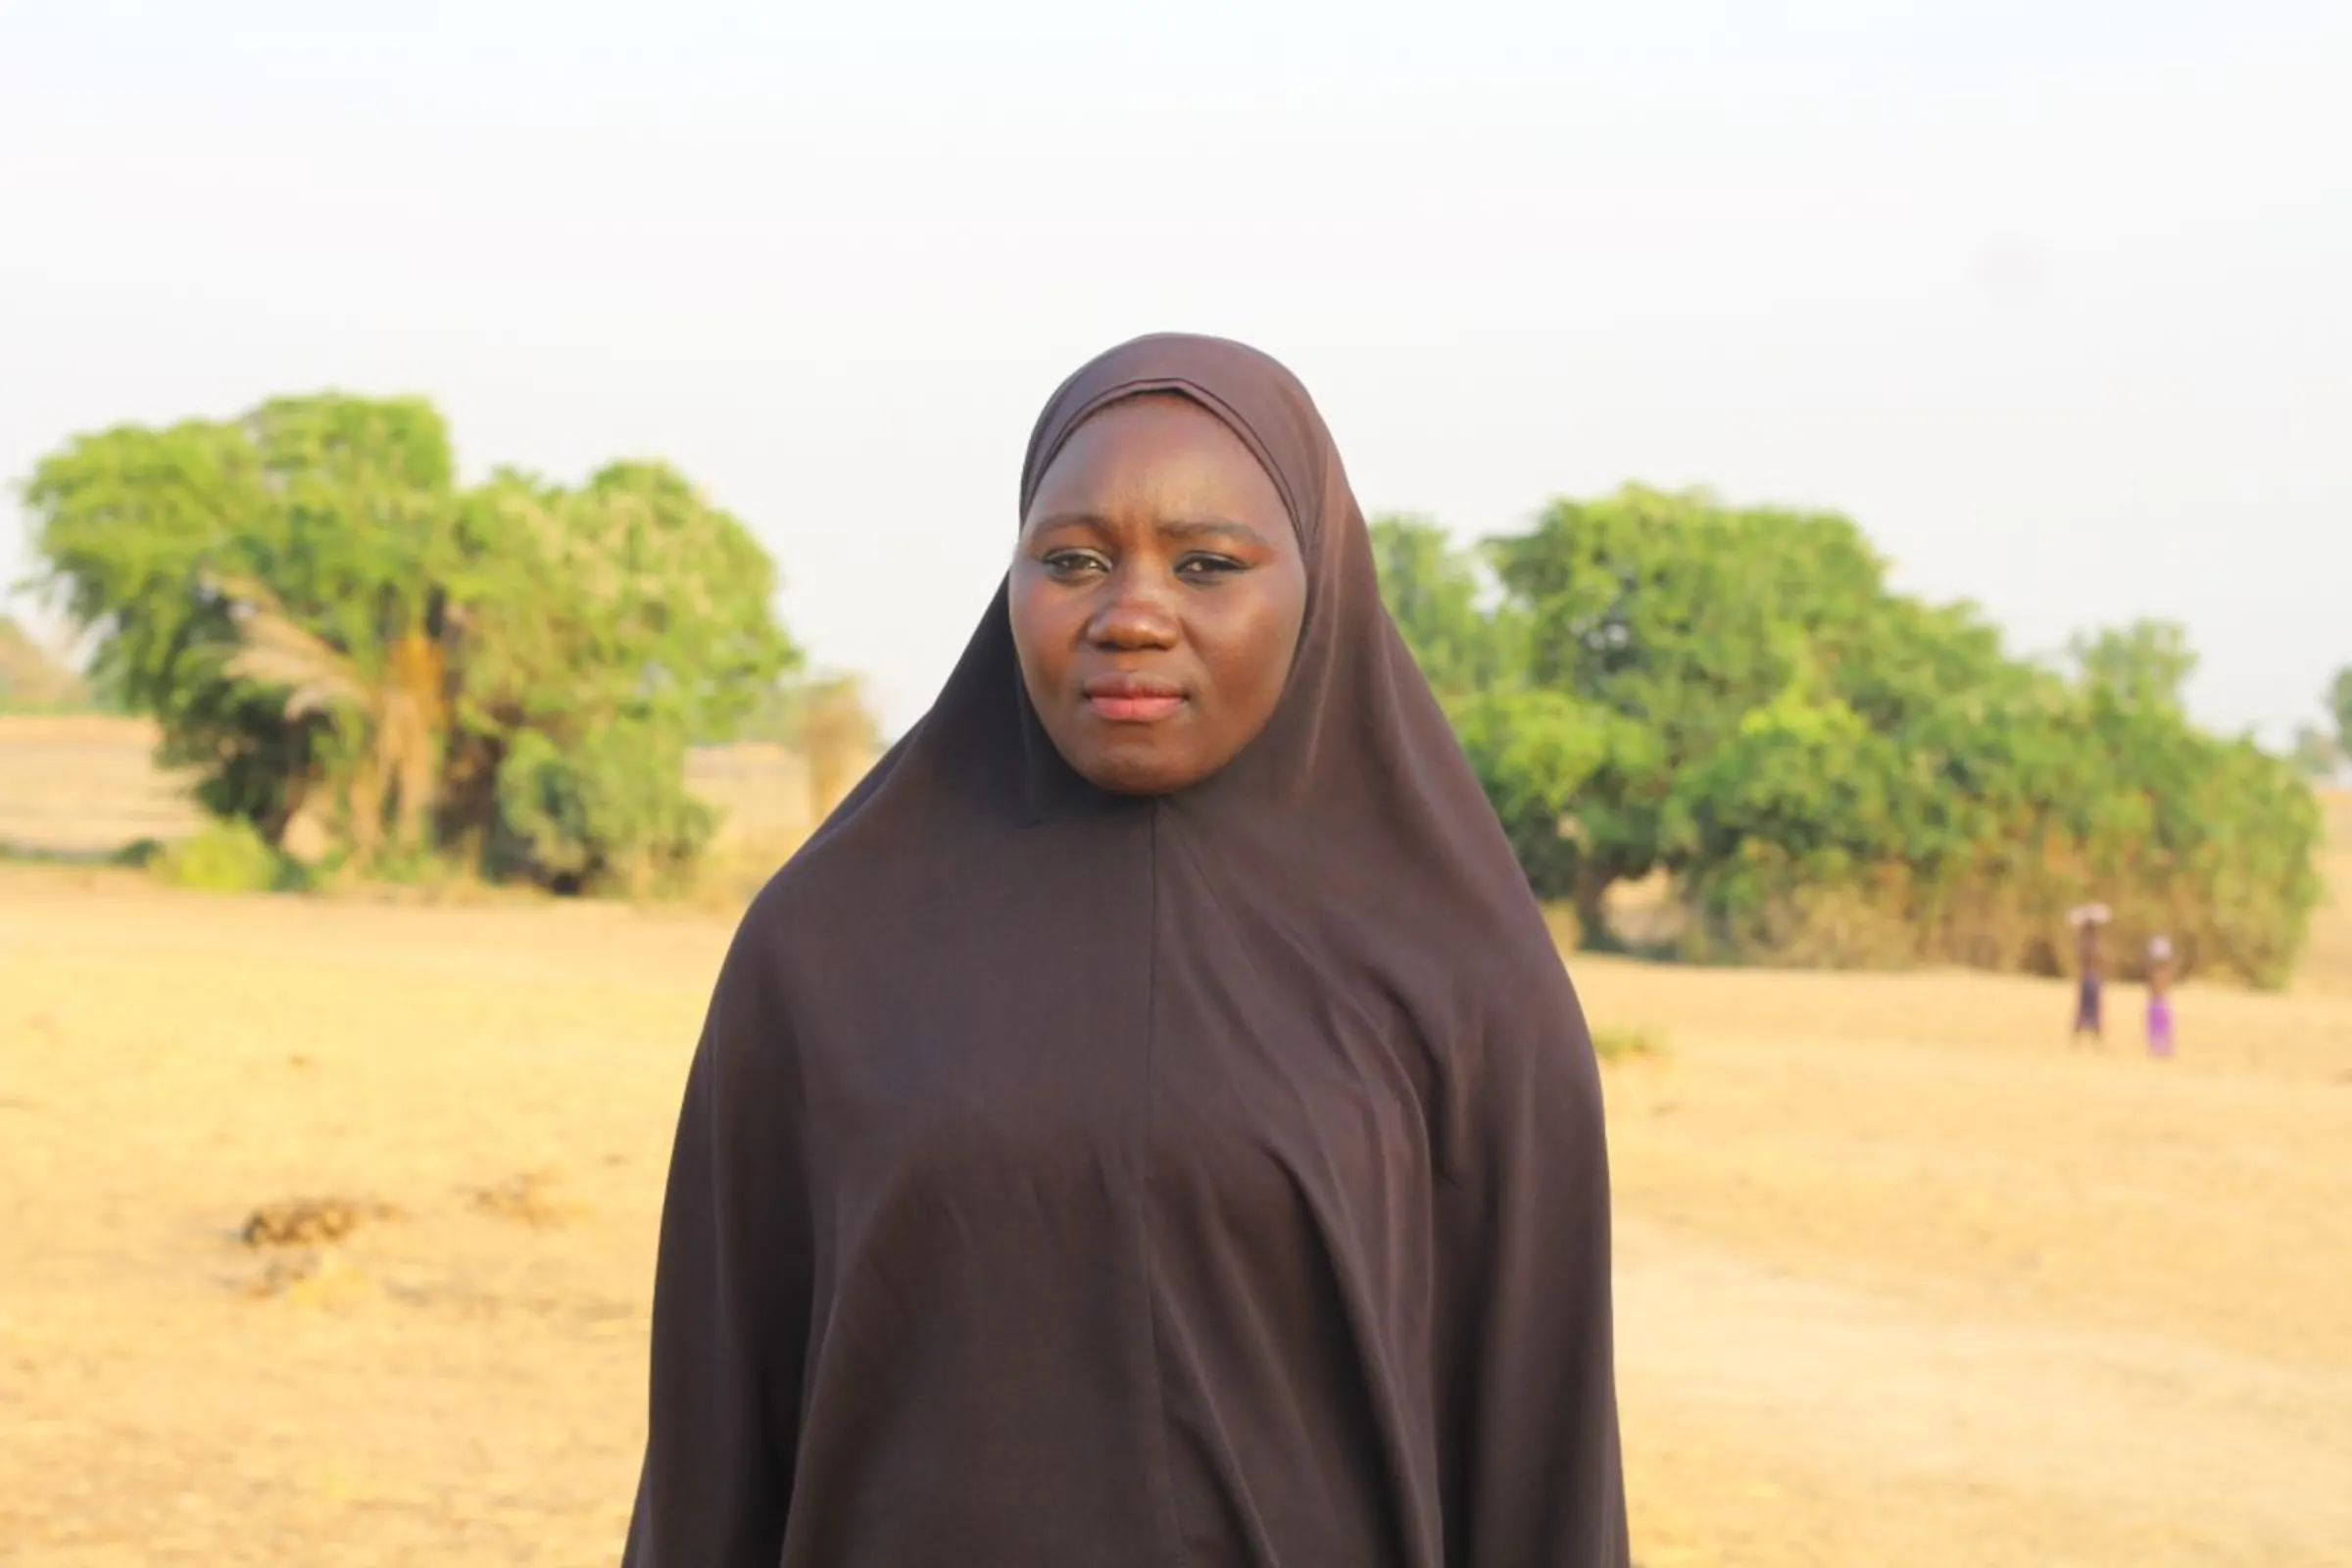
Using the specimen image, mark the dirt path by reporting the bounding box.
[1615,1217,2352,1566]
[1583,954,2352,1568]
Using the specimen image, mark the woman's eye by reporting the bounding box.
[1043,550,1107,577]
[1177,554,1246,579]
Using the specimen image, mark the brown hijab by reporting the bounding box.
[624,334,1627,1566]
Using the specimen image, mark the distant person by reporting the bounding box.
[2146,935,2178,1059]
[621,335,1629,1566]
[2068,904,2111,1045]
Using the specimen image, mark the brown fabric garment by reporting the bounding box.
[623,333,1628,1566]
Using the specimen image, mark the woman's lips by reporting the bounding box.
[1083,674,1186,724]
[1089,694,1184,722]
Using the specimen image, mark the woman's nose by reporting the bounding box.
[1087,570,1179,650]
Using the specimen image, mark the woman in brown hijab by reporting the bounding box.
[624,334,1628,1566]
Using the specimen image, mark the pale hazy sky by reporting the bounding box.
[4,1,2345,741]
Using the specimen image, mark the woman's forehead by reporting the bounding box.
[1018,339,1331,551]
[1028,395,1293,528]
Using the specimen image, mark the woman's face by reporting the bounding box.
[1010,394,1307,796]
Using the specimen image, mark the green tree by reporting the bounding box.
[206,567,450,862]
[1370,514,1623,912]
[2069,619,2197,711]
[2331,665,2352,757]
[1484,485,1896,929]
[1369,481,2323,986]
[24,395,799,890]
[441,462,799,886]
[1368,514,1523,699]
[1445,685,1624,906]
[25,396,459,848]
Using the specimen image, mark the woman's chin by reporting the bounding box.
[1071,738,1209,797]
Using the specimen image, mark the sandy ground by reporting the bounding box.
[3,864,2350,1566]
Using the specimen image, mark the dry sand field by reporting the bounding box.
[3,792,2350,1565]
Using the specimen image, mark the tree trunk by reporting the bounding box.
[1571,862,1613,951]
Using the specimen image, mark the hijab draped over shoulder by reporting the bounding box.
[625,334,1628,1566]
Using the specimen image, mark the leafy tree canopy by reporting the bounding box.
[24,393,799,890]
[1375,486,2323,987]
[2069,619,2198,713]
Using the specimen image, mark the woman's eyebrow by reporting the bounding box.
[1026,514,1272,548]
[1157,517,1270,547]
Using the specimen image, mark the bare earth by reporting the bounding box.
[4,862,2350,1566]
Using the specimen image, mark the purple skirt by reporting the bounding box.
[2147,997,2174,1056]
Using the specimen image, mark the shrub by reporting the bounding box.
[492,727,716,895]
[152,820,303,894]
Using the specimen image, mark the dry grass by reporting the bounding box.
[2,781,2350,1565]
